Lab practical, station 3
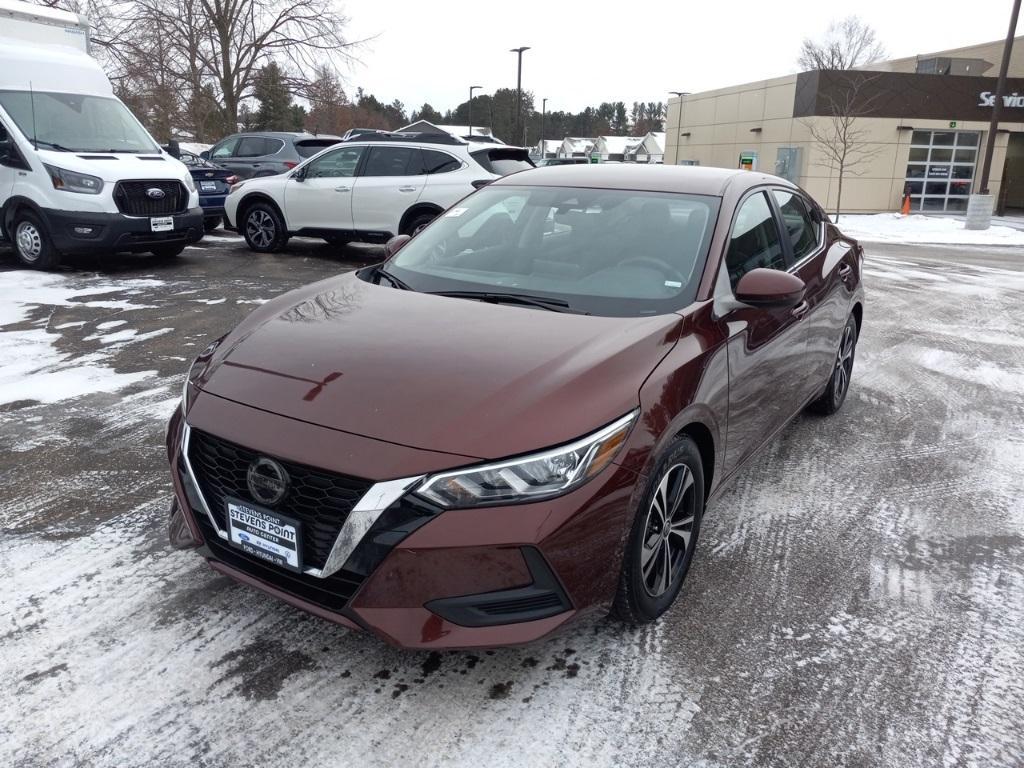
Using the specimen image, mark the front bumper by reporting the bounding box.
[41,206,204,255]
[166,395,640,650]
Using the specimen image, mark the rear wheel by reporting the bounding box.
[612,435,705,624]
[13,210,61,269]
[808,314,858,415]
[242,202,288,253]
[323,233,350,246]
[402,211,437,236]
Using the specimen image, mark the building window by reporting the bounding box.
[905,130,980,212]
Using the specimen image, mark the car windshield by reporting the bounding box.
[387,185,720,317]
[0,91,159,153]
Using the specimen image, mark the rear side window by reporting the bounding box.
[471,148,534,175]
[725,192,785,287]
[772,190,819,262]
[295,138,341,158]
[235,137,284,157]
[422,149,461,174]
[362,146,421,176]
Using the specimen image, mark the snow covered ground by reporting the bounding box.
[1,241,1022,767]
[838,213,1024,246]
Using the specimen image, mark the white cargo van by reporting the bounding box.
[0,0,202,268]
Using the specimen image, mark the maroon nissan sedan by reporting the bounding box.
[166,165,864,649]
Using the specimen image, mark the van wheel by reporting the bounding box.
[13,211,61,269]
[402,211,437,236]
[611,435,705,624]
[151,244,186,258]
[242,203,288,252]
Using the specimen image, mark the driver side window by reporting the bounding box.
[211,138,239,158]
[725,192,785,288]
[305,146,364,178]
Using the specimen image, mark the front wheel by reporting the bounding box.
[13,210,61,269]
[611,435,705,624]
[402,212,437,237]
[241,203,288,253]
[808,314,858,415]
[151,244,186,258]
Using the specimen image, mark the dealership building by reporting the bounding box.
[665,37,1024,214]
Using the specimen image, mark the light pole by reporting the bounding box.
[510,46,530,146]
[467,85,481,139]
[968,0,1021,229]
[540,97,547,156]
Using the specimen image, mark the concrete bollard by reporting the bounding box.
[964,194,994,230]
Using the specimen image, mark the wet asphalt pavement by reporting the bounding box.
[1,234,1022,767]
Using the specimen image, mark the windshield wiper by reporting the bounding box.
[429,290,588,314]
[32,140,73,152]
[376,266,413,290]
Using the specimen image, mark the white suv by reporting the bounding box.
[224,132,533,252]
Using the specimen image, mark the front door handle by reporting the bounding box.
[398,186,417,192]
[791,300,810,319]
[334,186,351,192]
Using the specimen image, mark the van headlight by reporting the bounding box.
[415,411,637,508]
[183,173,196,193]
[45,164,103,195]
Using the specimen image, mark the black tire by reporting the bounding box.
[151,244,186,258]
[241,202,288,253]
[808,314,858,416]
[203,216,222,232]
[12,210,61,269]
[402,211,437,236]
[611,435,705,624]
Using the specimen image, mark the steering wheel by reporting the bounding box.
[619,256,687,285]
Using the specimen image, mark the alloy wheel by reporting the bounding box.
[246,210,275,248]
[16,221,43,262]
[834,323,855,402]
[641,463,697,597]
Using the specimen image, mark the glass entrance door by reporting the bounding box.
[904,130,979,212]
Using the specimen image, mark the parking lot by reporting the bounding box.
[1,234,1022,767]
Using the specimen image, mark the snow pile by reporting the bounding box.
[837,214,1024,246]
[0,271,161,406]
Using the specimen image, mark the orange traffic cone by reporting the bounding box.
[901,194,911,216]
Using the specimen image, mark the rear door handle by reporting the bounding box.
[334,186,350,192]
[791,300,810,319]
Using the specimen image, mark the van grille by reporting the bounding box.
[113,180,187,216]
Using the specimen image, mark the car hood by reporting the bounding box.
[35,148,192,184]
[197,272,682,461]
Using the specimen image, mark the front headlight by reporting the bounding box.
[44,164,103,195]
[183,173,196,193]
[415,410,637,508]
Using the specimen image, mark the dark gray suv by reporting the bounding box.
[202,132,341,180]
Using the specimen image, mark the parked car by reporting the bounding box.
[224,132,534,251]
[201,132,341,180]
[167,164,865,650]
[178,151,238,231]
[0,0,201,269]
[536,157,591,166]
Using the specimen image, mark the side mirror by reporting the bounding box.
[167,139,181,159]
[199,150,210,160]
[734,268,805,309]
[292,166,306,182]
[384,234,411,258]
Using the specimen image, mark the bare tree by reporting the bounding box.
[802,74,883,220]
[798,16,886,71]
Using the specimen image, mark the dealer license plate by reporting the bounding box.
[151,216,174,232]
[225,497,302,573]
[200,181,218,192]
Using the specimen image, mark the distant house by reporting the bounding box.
[557,137,595,158]
[398,120,502,143]
[624,132,666,164]
[589,135,643,162]
[534,139,561,159]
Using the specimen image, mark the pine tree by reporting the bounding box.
[253,63,295,131]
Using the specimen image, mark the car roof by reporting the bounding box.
[491,164,795,196]
[225,131,342,140]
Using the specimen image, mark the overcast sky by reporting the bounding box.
[342,0,1017,115]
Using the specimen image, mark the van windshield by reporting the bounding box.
[0,91,158,153]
